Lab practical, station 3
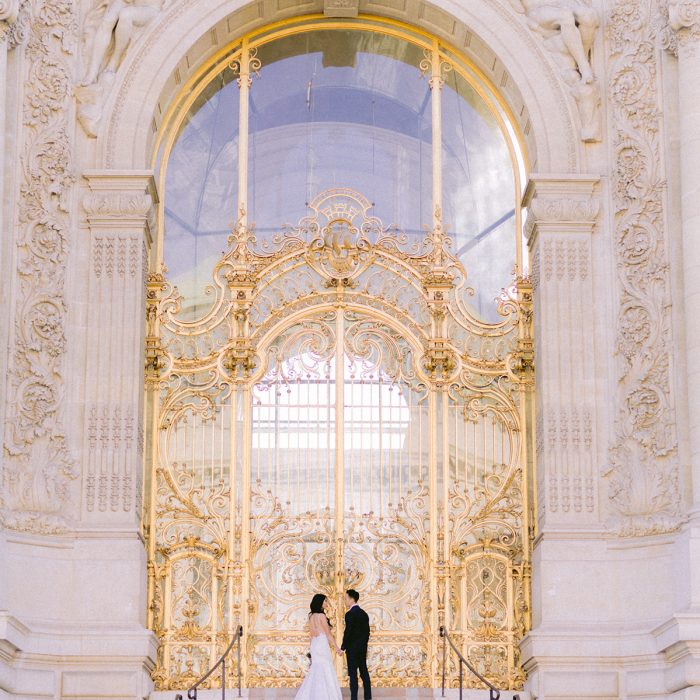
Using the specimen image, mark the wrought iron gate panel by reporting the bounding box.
[145,189,533,690]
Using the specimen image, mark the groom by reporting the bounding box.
[340,589,372,700]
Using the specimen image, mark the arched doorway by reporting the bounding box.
[144,18,533,691]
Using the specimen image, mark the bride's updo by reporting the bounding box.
[309,593,332,627]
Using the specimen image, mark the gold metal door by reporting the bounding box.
[145,189,533,691]
[246,308,431,685]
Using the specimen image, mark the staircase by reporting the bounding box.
[150,690,529,699]
[152,627,527,700]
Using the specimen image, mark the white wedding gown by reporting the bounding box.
[294,632,343,700]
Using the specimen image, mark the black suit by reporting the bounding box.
[341,605,371,700]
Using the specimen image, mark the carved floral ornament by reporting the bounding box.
[2,0,78,534]
[605,0,682,536]
[667,0,700,37]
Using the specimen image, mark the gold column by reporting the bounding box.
[234,39,259,227]
[334,301,346,638]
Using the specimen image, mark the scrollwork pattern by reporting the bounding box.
[1,0,78,534]
[148,189,532,687]
[605,0,682,536]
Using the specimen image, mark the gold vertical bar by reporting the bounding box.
[237,38,252,227]
[454,399,459,485]
[369,379,373,513]
[378,374,384,516]
[427,383,438,684]
[239,383,252,684]
[227,389,236,646]
[463,402,468,488]
[297,375,301,511]
[146,388,160,630]
[200,411,205,489]
[400,386,405,499]
[275,380,280,493]
[286,380,291,503]
[335,310,345,629]
[430,38,443,230]
[441,389,449,588]
[388,381,393,506]
[327,364,331,509]
[349,371,354,509]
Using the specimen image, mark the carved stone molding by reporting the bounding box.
[524,175,600,528]
[85,403,140,514]
[2,0,78,535]
[83,171,157,230]
[81,171,155,525]
[84,192,153,220]
[0,0,28,47]
[668,0,700,36]
[0,0,17,41]
[605,0,682,537]
[524,175,600,241]
[324,0,359,17]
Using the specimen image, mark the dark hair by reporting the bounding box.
[309,593,332,627]
[346,589,359,602]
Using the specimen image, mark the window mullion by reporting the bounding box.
[235,39,260,228]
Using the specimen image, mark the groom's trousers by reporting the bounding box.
[347,651,371,700]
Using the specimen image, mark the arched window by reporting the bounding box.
[147,17,530,693]
[158,23,523,322]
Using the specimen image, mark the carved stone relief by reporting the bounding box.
[85,403,139,513]
[667,0,700,43]
[507,0,602,141]
[1,0,78,534]
[604,0,682,536]
[76,0,165,137]
[81,175,155,524]
[0,0,19,40]
[525,181,599,527]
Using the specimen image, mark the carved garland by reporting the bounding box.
[605,0,681,536]
[1,0,78,533]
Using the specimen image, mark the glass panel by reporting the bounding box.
[164,75,240,318]
[442,70,516,322]
[249,30,432,245]
[248,317,337,683]
[343,313,429,515]
[343,312,431,683]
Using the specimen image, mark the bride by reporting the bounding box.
[294,593,343,700]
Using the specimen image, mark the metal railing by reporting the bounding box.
[175,626,243,700]
[440,626,508,700]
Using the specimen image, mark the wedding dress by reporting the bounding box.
[294,618,343,700]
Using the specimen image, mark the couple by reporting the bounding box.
[294,589,372,700]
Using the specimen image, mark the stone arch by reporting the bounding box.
[95,0,584,175]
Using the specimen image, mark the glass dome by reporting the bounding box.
[161,24,520,322]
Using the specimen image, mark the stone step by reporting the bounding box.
[151,689,529,700]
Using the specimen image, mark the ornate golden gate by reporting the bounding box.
[145,189,533,690]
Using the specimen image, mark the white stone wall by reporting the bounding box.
[0,0,699,698]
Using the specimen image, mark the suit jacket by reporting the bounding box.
[342,605,370,656]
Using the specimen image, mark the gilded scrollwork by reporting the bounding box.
[147,188,530,688]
